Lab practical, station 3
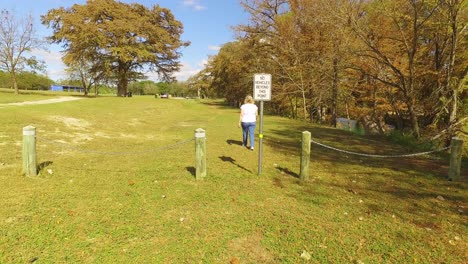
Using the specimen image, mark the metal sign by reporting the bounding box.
[253,74,271,101]
[253,73,272,175]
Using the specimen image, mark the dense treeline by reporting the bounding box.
[0,71,53,90]
[127,80,196,97]
[190,0,467,142]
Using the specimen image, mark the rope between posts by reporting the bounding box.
[35,136,195,156]
[310,139,450,158]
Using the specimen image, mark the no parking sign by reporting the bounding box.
[253,73,272,175]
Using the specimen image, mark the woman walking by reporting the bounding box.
[238,95,258,150]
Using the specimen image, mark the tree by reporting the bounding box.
[0,10,44,94]
[347,0,442,138]
[64,55,106,96]
[187,68,214,99]
[42,0,189,97]
[428,0,467,140]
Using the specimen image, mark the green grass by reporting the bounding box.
[0,93,466,263]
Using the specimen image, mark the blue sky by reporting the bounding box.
[0,0,250,82]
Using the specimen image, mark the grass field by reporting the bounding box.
[0,93,466,263]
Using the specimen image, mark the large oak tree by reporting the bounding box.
[42,0,189,96]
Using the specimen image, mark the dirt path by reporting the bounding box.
[0,96,83,107]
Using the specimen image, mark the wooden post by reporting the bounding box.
[448,137,463,181]
[22,125,37,177]
[300,131,311,181]
[195,128,206,180]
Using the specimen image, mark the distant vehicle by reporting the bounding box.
[160,93,169,98]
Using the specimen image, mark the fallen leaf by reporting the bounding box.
[230,257,240,264]
[128,180,135,186]
[300,250,311,260]
[67,210,77,216]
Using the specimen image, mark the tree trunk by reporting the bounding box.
[80,74,88,97]
[117,63,128,97]
[301,89,307,120]
[331,57,339,127]
[390,102,404,130]
[407,100,420,138]
[447,1,460,126]
[11,71,19,95]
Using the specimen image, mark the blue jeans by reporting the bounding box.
[241,122,256,148]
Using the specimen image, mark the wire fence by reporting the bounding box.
[36,136,195,156]
[310,138,450,158]
[29,136,196,175]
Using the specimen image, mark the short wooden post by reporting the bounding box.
[195,128,206,180]
[448,137,463,181]
[300,131,311,181]
[22,125,37,177]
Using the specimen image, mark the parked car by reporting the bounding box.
[160,93,168,98]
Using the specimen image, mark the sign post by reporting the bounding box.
[253,73,271,175]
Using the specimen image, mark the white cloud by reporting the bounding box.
[198,59,208,67]
[30,48,67,81]
[194,5,206,11]
[182,0,206,11]
[146,61,204,82]
[208,45,221,51]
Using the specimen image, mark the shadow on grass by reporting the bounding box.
[266,121,468,213]
[219,156,252,173]
[185,167,196,178]
[276,166,299,178]
[227,139,243,146]
[37,161,53,174]
[266,123,456,180]
[201,100,236,110]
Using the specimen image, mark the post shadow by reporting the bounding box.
[219,156,252,173]
[276,166,299,178]
[185,167,196,178]
[37,161,53,174]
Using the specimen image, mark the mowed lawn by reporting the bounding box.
[0,94,466,263]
